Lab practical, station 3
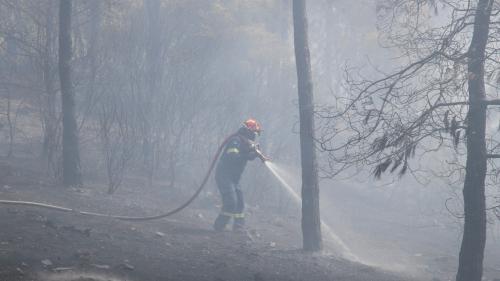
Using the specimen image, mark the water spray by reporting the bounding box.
[263,161,359,261]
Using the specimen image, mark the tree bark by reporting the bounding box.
[59,0,82,187]
[456,0,493,280]
[6,88,14,158]
[42,1,58,166]
[143,0,162,186]
[292,0,322,251]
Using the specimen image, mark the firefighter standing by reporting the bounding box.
[213,119,269,231]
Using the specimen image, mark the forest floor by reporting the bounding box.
[0,156,419,281]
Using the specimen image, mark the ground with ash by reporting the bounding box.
[0,157,417,281]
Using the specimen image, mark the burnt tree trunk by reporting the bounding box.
[59,0,82,187]
[88,0,100,93]
[6,88,14,157]
[292,0,322,251]
[143,0,162,186]
[42,1,58,168]
[456,0,493,280]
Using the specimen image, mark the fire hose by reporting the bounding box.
[0,133,267,221]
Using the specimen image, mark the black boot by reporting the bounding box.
[233,217,245,232]
[214,214,231,231]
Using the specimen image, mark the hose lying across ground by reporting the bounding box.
[0,134,237,221]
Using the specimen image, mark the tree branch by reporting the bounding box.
[483,99,500,105]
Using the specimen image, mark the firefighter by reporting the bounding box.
[213,119,269,232]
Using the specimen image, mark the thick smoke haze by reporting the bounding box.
[0,1,499,281]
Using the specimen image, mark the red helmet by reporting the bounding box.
[243,118,261,135]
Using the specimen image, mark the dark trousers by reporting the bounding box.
[213,177,245,231]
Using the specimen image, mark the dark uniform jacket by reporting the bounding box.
[215,129,258,184]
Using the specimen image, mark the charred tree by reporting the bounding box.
[457,0,493,280]
[142,0,162,186]
[59,0,82,187]
[317,1,498,279]
[292,0,322,252]
[88,0,100,94]
[42,1,59,174]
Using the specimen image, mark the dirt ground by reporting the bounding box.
[0,157,418,281]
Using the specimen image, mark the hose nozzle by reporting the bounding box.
[255,148,271,162]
